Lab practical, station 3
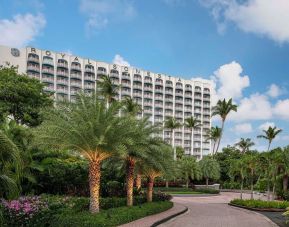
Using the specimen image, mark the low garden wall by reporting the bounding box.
[194,184,220,190]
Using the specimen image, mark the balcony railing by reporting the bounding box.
[42,77,54,83]
[71,65,81,71]
[28,56,39,63]
[57,71,68,77]
[84,75,95,81]
[42,68,54,74]
[122,74,131,80]
[57,63,68,68]
[70,73,82,80]
[43,86,54,92]
[70,81,82,87]
[57,79,68,85]
[27,65,40,72]
[85,68,94,73]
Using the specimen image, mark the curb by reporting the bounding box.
[228,203,286,212]
[229,204,279,227]
[171,193,219,197]
[150,203,188,227]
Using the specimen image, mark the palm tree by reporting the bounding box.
[35,94,133,213]
[179,156,202,188]
[257,126,282,151]
[244,154,258,199]
[229,158,246,199]
[121,118,161,206]
[97,75,120,106]
[235,138,255,153]
[122,97,142,116]
[259,152,272,201]
[205,126,222,155]
[0,122,21,199]
[212,98,237,153]
[143,143,174,202]
[164,117,182,160]
[184,117,202,155]
[280,146,289,192]
[199,156,220,187]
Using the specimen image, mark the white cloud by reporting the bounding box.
[211,61,250,102]
[233,123,253,134]
[80,0,136,31]
[0,13,46,47]
[259,122,275,131]
[113,54,130,66]
[274,99,289,120]
[200,0,289,43]
[229,93,273,121]
[267,84,283,98]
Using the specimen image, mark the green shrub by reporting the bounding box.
[222,181,241,189]
[283,207,289,223]
[230,199,289,209]
[195,188,219,194]
[51,201,173,227]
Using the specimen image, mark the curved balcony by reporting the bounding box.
[175,99,183,104]
[155,80,163,86]
[110,72,119,79]
[155,102,163,108]
[203,96,211,101]
[155,95,163,101]
[194,95,202,100]
[42,76,54,83]
[133,85,142,90]
[85,68,95,73]
[71,65,81,71]
[56,79,68,86]
[84,75,95,82]
[56,71,68,77]
[43,59,54,67]
[121,90,131,96]
[175,106,183,111]
[28,56,39,64]
[122,73,131,80]
[144,78,152,84]
[70,89,81,95]
[43,86,54,92]
[133,76,142,82]
[185,92,192,98]
[155,88,163,93]
[70,73,82,80]
[27,65,40,72]
[133,92,142,98]
[42,68,54,75]
[144,94,153,99]
[144,86,152,92]
[144,109,153,114]
[57,63,68,69]
[70,81,82,88]
[121,81,131,88]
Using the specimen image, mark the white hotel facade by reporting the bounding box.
[0,45,212,159]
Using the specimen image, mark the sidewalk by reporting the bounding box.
[119,203,187,227]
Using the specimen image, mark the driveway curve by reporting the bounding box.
[160,192,277,227]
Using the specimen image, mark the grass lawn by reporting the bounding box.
[153,187,219,195]
[51,201,173,227]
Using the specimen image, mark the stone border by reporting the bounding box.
[171,193,219,197]
[229,203,286,212]
[150,204,188,227]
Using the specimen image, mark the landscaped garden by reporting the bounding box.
[1,65,289,226]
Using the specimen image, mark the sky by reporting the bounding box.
[0,0,289,151]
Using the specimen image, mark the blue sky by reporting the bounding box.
[1,0,289,151]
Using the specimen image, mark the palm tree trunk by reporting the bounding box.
[267,180,270,201]
[147,176,154,202]
[89,159,101,213]
[251,169,254,200]
[272,182,276,200]
[165,180,169,188]
[212,141,216,156]
[240,179,243,200]
[215,120,224,154]
[126,159,135,206]
[283,175,288,191]
[136,173,142,191]
[206,177,209,188]
[186,179,189,188]
[267,141,271,152]
[190,128,193,155]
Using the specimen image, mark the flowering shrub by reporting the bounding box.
[1,196,49,226]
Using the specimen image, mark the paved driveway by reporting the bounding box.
[160,192,277,227]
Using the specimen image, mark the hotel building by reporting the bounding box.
[0,45,212,159]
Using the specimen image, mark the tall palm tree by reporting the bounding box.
[121,118,161,206]
[205,126,222,155]
[257,126,282,151]
[244,154,258,199]
[235,138,255,153]
[97,75,120,106]
[259,152,272,201]
[199,156,220,187]
[143,143,174,202]
[212,98,237,153]
[179,156,202,188]
[164,117,182,160]
[184,117,202,155]
[34,94,133,213]
[0,122,21,199]
[229,158,247,199]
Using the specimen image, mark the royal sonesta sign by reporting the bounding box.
[28,47,182,82]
